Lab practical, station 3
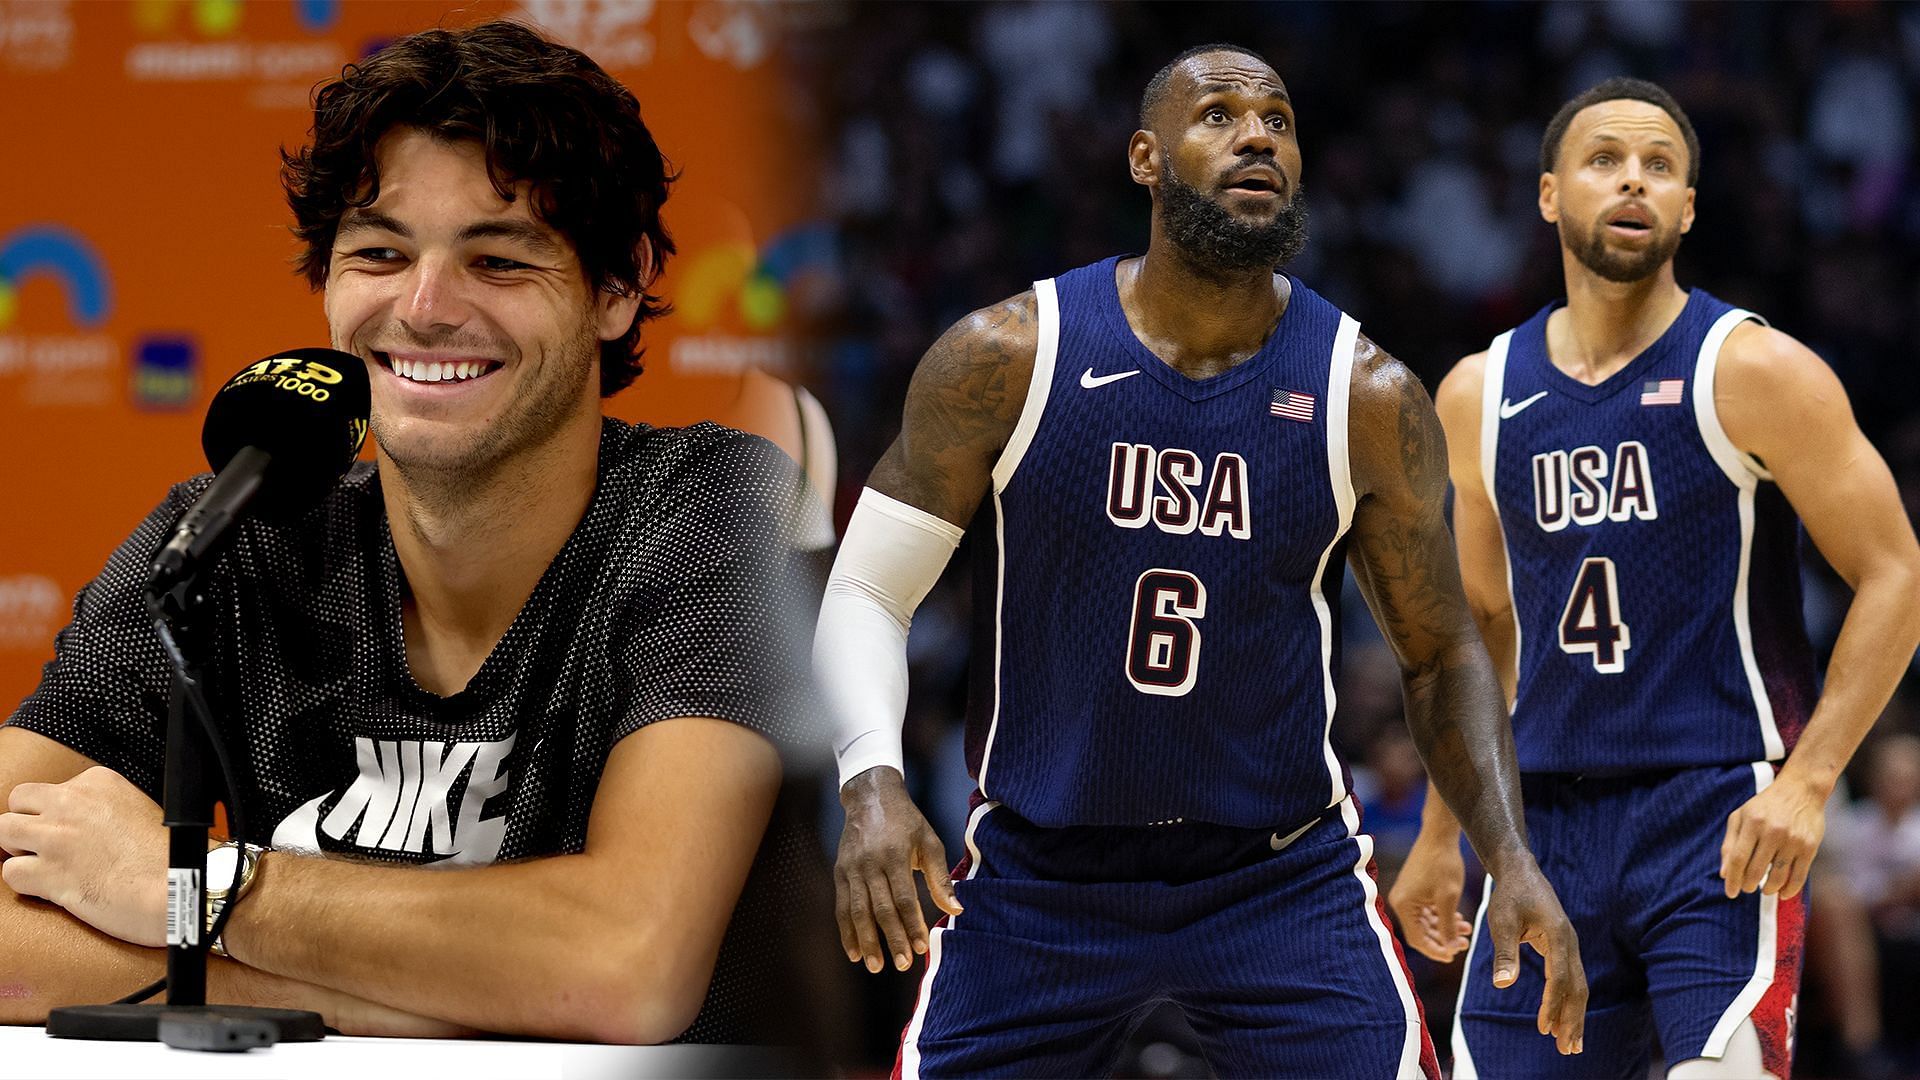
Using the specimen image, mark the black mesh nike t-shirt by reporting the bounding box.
[6,417,823,1044]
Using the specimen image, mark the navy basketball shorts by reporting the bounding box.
[1454,763,1805,1079]
[895,795,1441,1079]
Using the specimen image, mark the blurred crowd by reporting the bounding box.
[787,2,1920,1075]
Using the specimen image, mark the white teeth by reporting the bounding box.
[391,357,491,383]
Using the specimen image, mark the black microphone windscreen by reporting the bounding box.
[201,348,370,518]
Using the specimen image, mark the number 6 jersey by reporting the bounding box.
[965,256,1361,830]
[1483,290,1818,774]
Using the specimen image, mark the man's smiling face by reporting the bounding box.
[323,127,638,479]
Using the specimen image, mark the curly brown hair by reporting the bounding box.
[282,20,675,396]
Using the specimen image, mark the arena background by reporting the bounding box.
[6,1,1920,1076]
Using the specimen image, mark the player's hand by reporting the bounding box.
[1389,828,1472,962]
[1720,771,1826,900]
[0,766,169,947]
[1483,855,1586,1056]
[835,765,960,973]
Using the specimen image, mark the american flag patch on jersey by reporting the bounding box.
[1640,379,1684,406]
[1270,388,1316,421]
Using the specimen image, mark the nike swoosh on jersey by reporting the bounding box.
[1270,817,1317,851]
[1080,367,1141,389]
[1498,390,1550,419]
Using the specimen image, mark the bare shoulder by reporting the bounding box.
[1433,350,1488,428]
[910,290,1040,417]
[1717,321,1842,400]
[869,290,1040,523]
[1347,332,1423,416]
[1347,333,1446,503]
[1716,321,1854,459]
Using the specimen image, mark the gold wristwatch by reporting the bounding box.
[204,841,264,958]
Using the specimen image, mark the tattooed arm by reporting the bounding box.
[1388,350,1508,964]
[1344,337,1587,1055]
[830,294,1037,974]
[866,292,1038,522]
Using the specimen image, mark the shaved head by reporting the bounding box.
[1140,43,1278,131]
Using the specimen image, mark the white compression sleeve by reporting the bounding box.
[815,488,966,788]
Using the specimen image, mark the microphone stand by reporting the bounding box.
[44,561,324,1046]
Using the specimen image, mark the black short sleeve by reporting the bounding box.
[6,478,214,797]
[612,430,816,750]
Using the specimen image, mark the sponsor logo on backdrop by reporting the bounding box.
[125,0,345,105]
[515,0,655,69]
[0,226,117,407]
[133,336,198,410]
[0,574,64,650]
[669,223,832,376]
[688,1,776,69]
[0,0,73,72]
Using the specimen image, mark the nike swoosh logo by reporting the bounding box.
[1498,390,1549,419]
[1270,818,1316,851]
[1080,367,1140,389]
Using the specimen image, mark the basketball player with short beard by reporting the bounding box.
[815,43,1586,1078]
[1391,78,1920,1078]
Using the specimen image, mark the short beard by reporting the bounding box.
[366,316,598,499]
[1563,216,1683,283]
[1158,158,1309,277]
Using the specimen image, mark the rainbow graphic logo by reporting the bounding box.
[130,0,338,36]
[295,0,341,33]
[676,224,836,332]
[0,226,112,331]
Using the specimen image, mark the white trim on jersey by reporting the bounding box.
[1313,314,1362,805]
[1702,762,1782,1060]
[1339,796,1427,1079]
[898,799,1000,1080]
[977,280,1061,797]
[1693,309,1773,484]
[1478,330,1524,707]
[990,279,1061,492]
[1450,874,1495,1079]
[1691,309,1784,761]
[1327,314,1360,532]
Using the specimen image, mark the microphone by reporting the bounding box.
[147,348,370,606]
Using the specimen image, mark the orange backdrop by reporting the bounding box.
[0,0,822,708]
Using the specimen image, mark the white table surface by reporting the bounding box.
[1,1024,793,1078]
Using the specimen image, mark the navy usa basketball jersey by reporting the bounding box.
[966,256,1362,829]
[1483,290,1819,774]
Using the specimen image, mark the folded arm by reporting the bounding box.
[221,716,780,1043]
[0,726,452,1035]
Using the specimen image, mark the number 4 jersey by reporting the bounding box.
[965,256,1361,830]
[1483,290,1818,774]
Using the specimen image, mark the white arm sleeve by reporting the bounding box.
[814,488,966,789]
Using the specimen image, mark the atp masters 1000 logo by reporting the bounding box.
[230,354,344,402]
